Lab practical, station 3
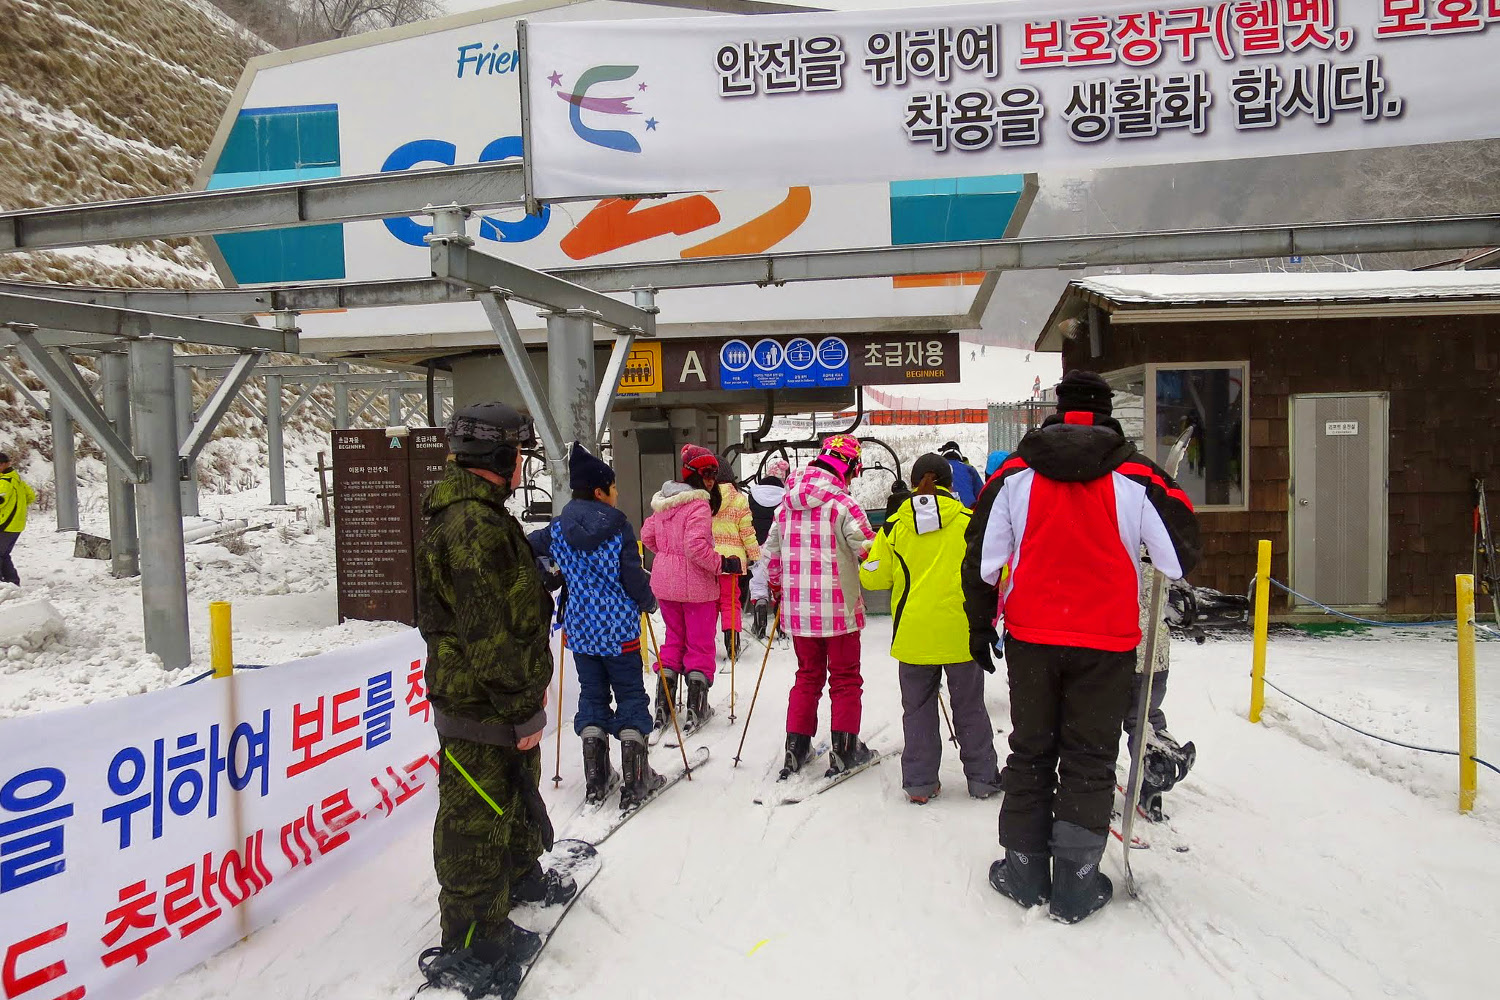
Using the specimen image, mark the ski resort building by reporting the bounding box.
[1036,270,1500,619]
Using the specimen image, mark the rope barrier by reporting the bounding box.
[1261,675,1500,776]
[1268,579,1458,627]
[179,663,268,686]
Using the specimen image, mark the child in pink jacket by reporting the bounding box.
[641,444,724,731]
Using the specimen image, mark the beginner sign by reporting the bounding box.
[522,0,1500,200]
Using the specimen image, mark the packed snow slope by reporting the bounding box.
[146,622,1498,1000]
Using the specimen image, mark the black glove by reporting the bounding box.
[534,555,564,593]
[720,555,743,575]
[970,629,1000,673]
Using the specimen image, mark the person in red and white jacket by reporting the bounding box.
[962,370,1199,925]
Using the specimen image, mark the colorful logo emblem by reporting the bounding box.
[549,65,656,153]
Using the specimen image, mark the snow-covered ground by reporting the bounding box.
[140,621,1499,1000]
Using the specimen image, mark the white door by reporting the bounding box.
[1290,394,1389,608]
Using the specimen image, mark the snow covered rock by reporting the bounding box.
[0,593,66,653]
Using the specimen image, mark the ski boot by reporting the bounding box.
[826,730,874,777]
[511,859,579,908]
[988,850,1051,909]
[779,733,812,780]
[906,782,940,805]
[1049,848,1113,924]
[750,600,769,640]
[580,725,617,806]
[417,920,541,999]
[722,629,741,662]
[652,668,680,732]
[684,670,714,731]
[619,728,665,810]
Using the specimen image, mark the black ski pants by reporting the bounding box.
[998,635,1135,855]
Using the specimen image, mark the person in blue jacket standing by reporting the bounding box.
[939,441,984,507]
[529,443,663,808]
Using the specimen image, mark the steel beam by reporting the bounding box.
[0,358,47,416]
[129,338,191,670]
[596,332,635,446]
[283,380,321,421]
[266,373,285,505]
[100,353,139,578]
[1,294,295,351]
[174,367,200,517]
[547,311,595,490]
[10,332,143,482]
[386,386,404,426]
[181,352,261,467]
[0,277,470,316]
[433,243,656,335]
[0,162,525,253]
[333,366,349,429]
[350,389,383,425]
[477,293,565,473]
[50,397,78,532]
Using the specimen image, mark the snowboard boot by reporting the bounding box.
[779,732,812,780]
[510,860,579,908]
[618,728,665,810]
[652,669,680,731]
[418,920,541,999]
[1049,849,1113,924]
[580,726,617,806]
[907,782,940,805]
[685,670,714,731]
[826,730,874,777]
[988,850,1051,909]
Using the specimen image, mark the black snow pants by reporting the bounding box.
[997,635,1135,855]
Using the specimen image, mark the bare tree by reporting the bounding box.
[304,0,444,39]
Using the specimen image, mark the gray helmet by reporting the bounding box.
[447,402,536,477]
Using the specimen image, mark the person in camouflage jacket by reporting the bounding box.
[415,403,570,988]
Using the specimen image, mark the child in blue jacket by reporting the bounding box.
[530,443,663,808]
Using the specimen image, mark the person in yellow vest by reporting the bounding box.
[710,458,761,662]
[0,452,36,586]
[860,453,1001,804]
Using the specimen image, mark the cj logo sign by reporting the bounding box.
[379,135,549,247]
[548,64,654,153]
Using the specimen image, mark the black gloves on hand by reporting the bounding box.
[970,629,1001,673]
[720,555,743,575]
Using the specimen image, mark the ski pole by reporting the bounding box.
[552,630,567,788]
[938,684,959,749]
[644,615,693,779]
[733,606,781,767]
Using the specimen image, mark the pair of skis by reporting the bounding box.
[752,742,885,806]
[1119,426,1194,898]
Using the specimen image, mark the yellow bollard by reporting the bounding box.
[209,601,234,678]
[1457,574,1478,814]
[1249,539,1271,724]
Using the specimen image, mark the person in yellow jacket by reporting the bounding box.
[861,453,1001,804]
[711,462,761,661]
[0,452,37,586]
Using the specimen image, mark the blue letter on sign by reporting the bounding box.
[477,136,549,243]
[380,139,457,247]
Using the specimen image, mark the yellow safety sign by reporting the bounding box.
[617,341,663,394]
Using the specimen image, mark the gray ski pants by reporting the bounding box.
[898,662,1001,798]
[1123,670,1169,759]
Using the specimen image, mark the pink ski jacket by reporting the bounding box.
[641,483,721,604]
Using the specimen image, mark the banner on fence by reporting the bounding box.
[523,0,1500,200]
[0,630,442,1000]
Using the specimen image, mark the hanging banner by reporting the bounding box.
[0,632,441,1000]
[522,0,1500,200]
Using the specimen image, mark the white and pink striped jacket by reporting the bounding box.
[751,465,875,637]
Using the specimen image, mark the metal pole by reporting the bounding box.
[1457,574,1478,814]
[129,338,191,670]
[333,364,350,429]
[546,310,595,491]
[50,393,78,531]
[426,362,436,427]
[174,366,200,517]
[101,352,138,578]
[387,386,403,426]
[266,373,285,506]
[1250,539,1272,724]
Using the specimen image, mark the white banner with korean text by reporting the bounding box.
[0,630,440,1000]
[523,0,1500,200]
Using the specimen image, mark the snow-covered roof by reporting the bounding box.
[1036,268,1500,350]
[1075,270,1500,305]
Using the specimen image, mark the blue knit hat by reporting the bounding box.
[569,442,615,492]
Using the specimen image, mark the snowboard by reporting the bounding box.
[413,839,602,1000]
[756,749,884,806]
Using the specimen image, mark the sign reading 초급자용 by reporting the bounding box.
[521,0,1500,201]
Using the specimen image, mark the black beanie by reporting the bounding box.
[911,453,954,488]
[568,442,615,493]
[1055,370,1114,416]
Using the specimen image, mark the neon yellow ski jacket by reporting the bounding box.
[0,469,35,533]
[859,489,972,665]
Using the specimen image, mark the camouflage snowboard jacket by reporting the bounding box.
[417,461,554,736]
